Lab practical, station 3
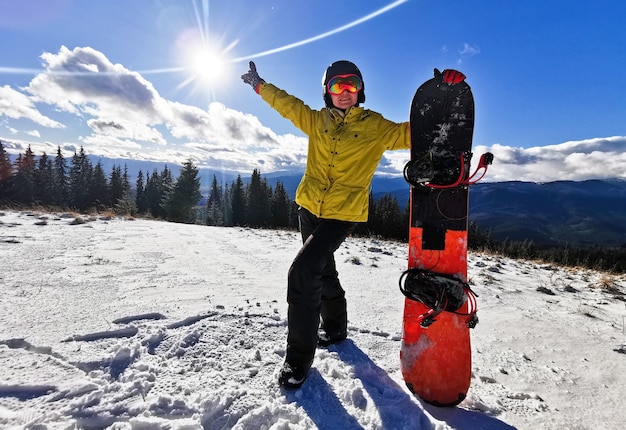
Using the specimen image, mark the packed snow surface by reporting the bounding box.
[1,211,625,429]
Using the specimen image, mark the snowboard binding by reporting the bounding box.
[403,151,493,189]
[399,268,478,328]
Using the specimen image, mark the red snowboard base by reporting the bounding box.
[400,229,473,407]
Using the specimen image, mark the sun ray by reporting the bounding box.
[230,0,410,63]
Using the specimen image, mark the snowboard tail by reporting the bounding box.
[400,69,490,407]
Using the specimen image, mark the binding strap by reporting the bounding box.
[399,268,478,328]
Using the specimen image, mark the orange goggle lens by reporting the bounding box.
[327,74,362,95]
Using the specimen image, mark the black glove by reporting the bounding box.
[241,61,265,93]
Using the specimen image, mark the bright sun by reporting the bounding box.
[188,43,228,86]
[175,29,236,93]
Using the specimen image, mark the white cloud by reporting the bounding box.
[378,150,410,176]
[27,46,165,128]
[86,118,167,146]
[459,43,480,57]
[456,43,480,65]
[475,136,626,182]
[0,85,65,128]
[25,129,41,138]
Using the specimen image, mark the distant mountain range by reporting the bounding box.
[407,179,625,248]
[469,179,626,248]
[264,174,626,248]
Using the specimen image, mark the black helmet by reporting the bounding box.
[322,60,365,107]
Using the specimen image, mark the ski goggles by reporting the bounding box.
[326,74,362,95]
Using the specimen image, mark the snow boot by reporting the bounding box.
[278,361,310,389]
[317,329,347,347]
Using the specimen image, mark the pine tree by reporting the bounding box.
[122,165,131,197]
[0,141,12,201]
[0,141,10,181]
[109,165,124,207]
[206,175,224,226]
[247,169,270,227]
[91,162,109,209]
[145,169,163,218]
[52,147,68,207]
[106,164,133,212]
[378,194,404,240]
[114,167,137,216]
[68,146,93,211]
[231,175,246,226]
[272,181,290,228]
[12,146,36,204]
[222,183,233,226]
[135,170,147,214]
[163,159,202,223]
[158,166,174,218]
[160,166,173,207]
[34,152,55,206]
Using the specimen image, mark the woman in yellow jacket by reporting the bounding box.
[242,60,410,388]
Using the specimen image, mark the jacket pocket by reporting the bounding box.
[324,183,368,221]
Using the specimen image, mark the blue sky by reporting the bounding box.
[1,0,625,182]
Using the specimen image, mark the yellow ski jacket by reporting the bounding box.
[259,83,410,223]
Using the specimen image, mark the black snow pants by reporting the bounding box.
[285,207,357,369]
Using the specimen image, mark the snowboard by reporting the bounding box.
[399,69,489,407]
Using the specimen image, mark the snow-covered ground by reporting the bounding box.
[1,210,625,429]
